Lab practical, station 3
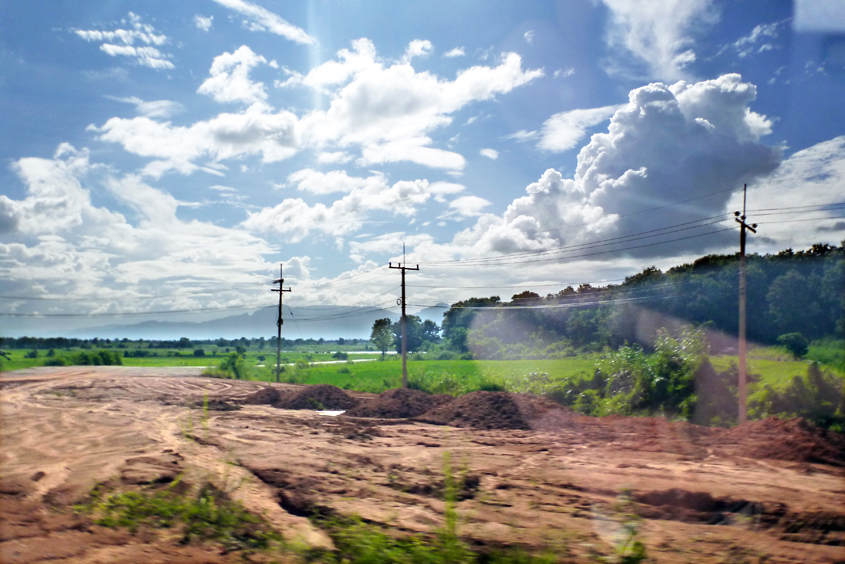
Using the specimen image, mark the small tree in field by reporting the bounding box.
[370,318,393,360]
[777,332,809,359]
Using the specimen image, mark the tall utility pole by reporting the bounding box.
[735,184,757,425]
[389,244,419,388]
[271,264,291,384]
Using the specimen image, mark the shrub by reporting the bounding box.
[332,351,348,360]
[749,361,844,429]
[193,348,206,357]
[25,349,39,359]
[777,332,809,359]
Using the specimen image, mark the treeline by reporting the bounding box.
[1,336,368,350]
[437,243,844,359]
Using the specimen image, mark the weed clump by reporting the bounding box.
[76,478,280,552]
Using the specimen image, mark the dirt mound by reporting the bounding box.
[415,391,574,430]
[344,388,454,419]
[242,386,284,406]
[278,384,359,411]
[719,417,845,467]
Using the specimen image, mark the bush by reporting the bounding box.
[25,349,39,359]
[750,362,844,429]
[43,357,69,367]
[193,348,206,357]
[777,332,809,359]
[332,351,348,360]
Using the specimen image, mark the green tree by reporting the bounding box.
[370,318,393,360]
[777,332,809,359]
[767,270,821,336]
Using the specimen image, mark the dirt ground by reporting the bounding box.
[1,366,843,563]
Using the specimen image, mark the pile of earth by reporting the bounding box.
[414,391,576,430]
[242,386,285,406]
[344,388,454,419]
[716,417,845,467]
[278,384,359,411]
[240,384,359,411]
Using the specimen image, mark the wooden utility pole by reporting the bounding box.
[271,264,291,383]
[389,244,419,388]
[735,184,757,425]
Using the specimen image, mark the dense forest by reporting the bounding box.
[436,242,844,359]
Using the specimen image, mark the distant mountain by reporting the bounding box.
[75,305,399,340]
[414,303,449,323]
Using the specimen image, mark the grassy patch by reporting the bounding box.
[76,477,281,553]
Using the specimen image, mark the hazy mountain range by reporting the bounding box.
[6,304,450,340]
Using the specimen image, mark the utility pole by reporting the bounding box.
[389,244,419,388]
[271,264,291,384]
[735,184,757,425]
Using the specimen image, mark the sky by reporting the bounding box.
[1,0,844,335]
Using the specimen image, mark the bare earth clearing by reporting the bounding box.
[1,367,843,563]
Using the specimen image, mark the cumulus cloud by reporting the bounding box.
[197,46,269,105]
[89,104,299,177]
[403,40,433,62]
[537,105,621,152]
[211,0,316,44]
[0,144,277,314]
[433,74,781,260]
[286,169,387,195]
[601,0,718,80]
[297,39,543,171]
[449,195,492,217]
[74,13,174,70]
[429,181,466,203]
[479,148,498,159]
[444,47,465,58]
[93,39,540,176]
[243,176,433,241]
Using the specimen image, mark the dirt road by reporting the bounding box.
[1,367,843,563]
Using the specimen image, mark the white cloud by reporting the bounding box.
[444,47,465,58]
[106,95,185,119]
[209,185,237,192]
[721,21,785,58]
[90,105,299,177]
[243,177,433,241]
[349,232,434,262]
[317,151,353,164]
[287,169,387,195]
[480,148,498,160]
[524,31,535,44]
[0,145,277,314]
[92,39,541,176]
[298,40,543,171]
[601,0,718,80]
[403,39,433,62]
[554,68,575,78]
[428,74,781,261]
[537,105,621,152]
[197,46,268,105]
[449,196,492,217]
[98,45,174,70]
[195,15,214,31]
[503,129,539,142]
[429,181,466,203]
[74,13,174,70]
[211,0,316,44]
[725,135,845,250]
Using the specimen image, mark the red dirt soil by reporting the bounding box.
[2,367,844,564]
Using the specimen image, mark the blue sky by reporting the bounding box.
[1,0,844,333]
